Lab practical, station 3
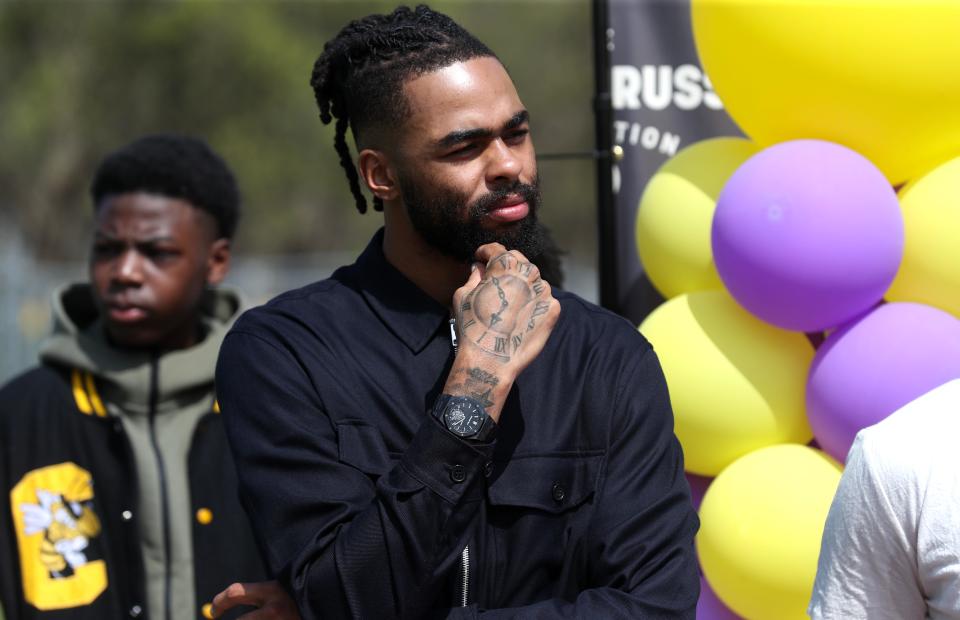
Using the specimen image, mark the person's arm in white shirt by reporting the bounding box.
[808,431,924,620]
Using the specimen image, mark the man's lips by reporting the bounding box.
[106,304,148,323]
[485,195,529,223]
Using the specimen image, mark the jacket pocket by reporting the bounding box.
[336,421,392,477]
[487,452,603,513]
[483,453,604,605]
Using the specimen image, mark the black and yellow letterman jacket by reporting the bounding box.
[0,284,267,620]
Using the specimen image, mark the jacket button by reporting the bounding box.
[121,510,133,521]
[196,508,213,525]
[483,461,494,478]
[202,603,215,619]
[552,482,566,503]
[450,464,466,483]
[129,604,143,617]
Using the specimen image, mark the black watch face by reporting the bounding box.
[444,398,484,437]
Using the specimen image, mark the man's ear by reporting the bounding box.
[206,238,231,286]
[358,149,400,202]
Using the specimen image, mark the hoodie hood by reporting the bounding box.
[39,283,242,411]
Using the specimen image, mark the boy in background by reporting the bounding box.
[0,134,268,620]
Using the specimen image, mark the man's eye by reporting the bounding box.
[92,243,121,258]
[505,129,529,144]
[145,248,179,260]
[449,143,479,157]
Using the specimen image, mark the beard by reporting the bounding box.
[400,173,545,262]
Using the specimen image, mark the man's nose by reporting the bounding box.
[485,139,522,185]
[113,249,144,285]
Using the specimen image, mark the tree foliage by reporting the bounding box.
[0,1,594,262]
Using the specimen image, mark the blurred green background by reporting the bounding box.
[0,0,598,381]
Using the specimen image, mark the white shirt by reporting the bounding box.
[809,379,960,619]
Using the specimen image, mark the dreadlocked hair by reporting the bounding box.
[310,4,497,214]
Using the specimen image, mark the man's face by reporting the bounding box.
[394,56,543,261]
[89,192,228,352]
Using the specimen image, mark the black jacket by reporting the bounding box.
[0,365,266,620]
[0,285,266,620]
[217,230,699,619]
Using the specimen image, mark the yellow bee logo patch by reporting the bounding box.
[10,462,107,610]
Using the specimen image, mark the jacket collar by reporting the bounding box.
[40,283,240,413]
[349,228,450,355]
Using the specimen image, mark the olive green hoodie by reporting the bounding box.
[37,283,241,620]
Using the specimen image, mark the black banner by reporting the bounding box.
[607,0,742,323]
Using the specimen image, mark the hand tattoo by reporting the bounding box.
[447,366,501,407]
[526,300,551,332]
[457,254,548,362]
[488,276,509,328]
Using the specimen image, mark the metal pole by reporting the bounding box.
[592,0,619,313]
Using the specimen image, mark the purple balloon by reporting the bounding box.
[686,472,712,511]
[713,140,903,332]
[698,575,743,620]
[807,302,960,461]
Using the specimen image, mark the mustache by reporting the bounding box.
[468,180,540,219]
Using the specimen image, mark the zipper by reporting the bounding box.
[449,318,470,608]
[147,353,173,620]
[460,546,470,607]
[112,416,149,614]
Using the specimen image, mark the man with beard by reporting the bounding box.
[214,5,698,619]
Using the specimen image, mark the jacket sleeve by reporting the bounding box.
[0,482,18,620]
[452,346,700,619]
[216,328,494,620]
[0,388,22,620]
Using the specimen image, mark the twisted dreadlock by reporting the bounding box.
[310,5,496,214]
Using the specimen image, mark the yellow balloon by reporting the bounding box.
[636,137,759,299]
[639,290,813,476]
[692,0,960,185]
[886,156,960,318]
[698,445,842,620]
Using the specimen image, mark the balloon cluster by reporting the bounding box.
[635,3,960,618]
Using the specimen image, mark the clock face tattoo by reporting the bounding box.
[458,256,539,361]
[488,276,509,329]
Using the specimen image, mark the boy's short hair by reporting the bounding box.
[90,134,240,239]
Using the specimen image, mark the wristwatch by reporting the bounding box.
[432,394,498,443]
